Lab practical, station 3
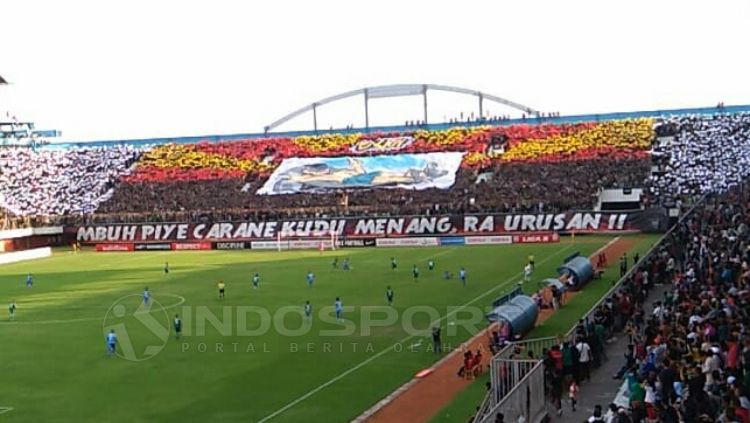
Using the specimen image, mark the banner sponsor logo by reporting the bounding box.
[71,211,649,244]
[512,233,560,244]
[172,242,212,251]
[96,243,134,252]
[134,243,171,251]
[256,152,464,195]
[375,237,439,247]
[439,236,465,246]
[289,240,331,250]
[349,136,414,154]
[214,242,250,250]
[251,241,285,250]
[464,236,513,245]
[336,238,376,248]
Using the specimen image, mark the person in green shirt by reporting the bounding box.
[628,374,646,420]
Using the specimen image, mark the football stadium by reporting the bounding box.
[2,3,750,423]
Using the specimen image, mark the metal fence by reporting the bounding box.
[479,359,546,423]
[494,335,559,360]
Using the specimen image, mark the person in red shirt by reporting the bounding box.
[548,345,564,415]
[549,345,563,373]
[726,335,739,370]
[458,350,474,378]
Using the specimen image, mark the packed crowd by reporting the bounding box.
[86,157,649,223]
[536,185,750,423]
[10,113,750,224]
[650,113,750,205]
[0,146,141,217]
[87,119,652,222]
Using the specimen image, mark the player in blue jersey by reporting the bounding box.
[334,297,343,322]
[25,273,33,288]
[252,273,260,289]
[459,267,466,286]
[304,301,312,320]
[143,287,150,305]
[342,258,350,271]
[106,329,117,356]
[306,271,315,288]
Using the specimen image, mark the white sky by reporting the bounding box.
[1,0,749,141]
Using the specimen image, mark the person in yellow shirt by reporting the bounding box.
[217,280,226,300]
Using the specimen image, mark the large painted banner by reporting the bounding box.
[256,152,464,195]
[70,209,666,243]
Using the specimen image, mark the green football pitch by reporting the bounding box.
[0,237,631,422]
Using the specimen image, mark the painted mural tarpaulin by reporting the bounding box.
[256,152,464,195]
[70,209,666,243]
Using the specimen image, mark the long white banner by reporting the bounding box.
[256,152,464,195]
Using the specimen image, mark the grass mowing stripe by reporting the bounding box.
[3,293,186,325]
[257,244,575,423]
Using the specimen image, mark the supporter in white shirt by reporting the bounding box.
[0,145,141,217]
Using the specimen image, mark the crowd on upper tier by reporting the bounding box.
[2,112,750,224]
[88,119,654,222]
[650,113,750,205]
[0,145,140,217]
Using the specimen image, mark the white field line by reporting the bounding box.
[257,244,576,423]
[3,294,185,325]
[589,236,622,259]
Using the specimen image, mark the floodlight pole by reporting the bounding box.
[422,84,428,124]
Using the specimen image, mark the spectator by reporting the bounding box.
[0,145,141,216]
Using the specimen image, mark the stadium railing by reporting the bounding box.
[479,360,546,423]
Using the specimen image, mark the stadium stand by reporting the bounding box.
[475,183,750,423]
[92,119,653,222]
[568,184,750,422]
[0,145,141,217]
[650,113,750,204]
[2,112,750,226]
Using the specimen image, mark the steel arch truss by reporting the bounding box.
[264,84,540,133]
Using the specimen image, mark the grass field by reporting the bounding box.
[0,236,632,422]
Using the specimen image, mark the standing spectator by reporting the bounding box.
[432,326,442,354]
[576,337,592,381]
